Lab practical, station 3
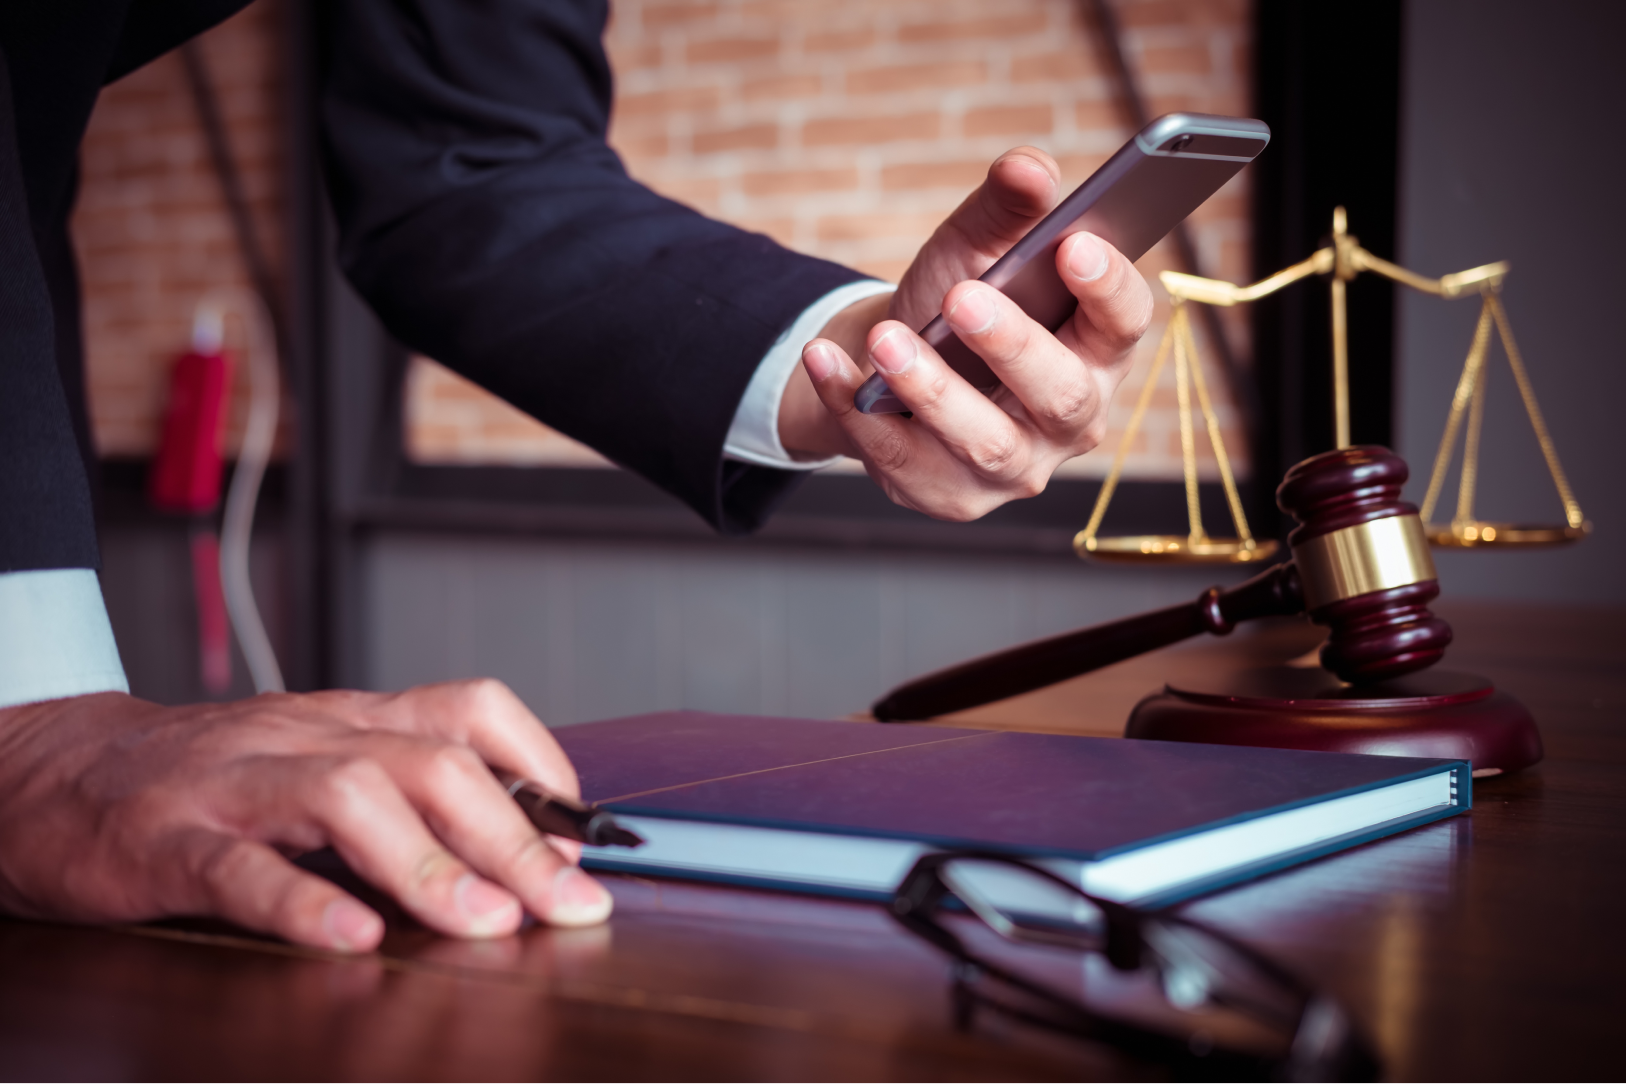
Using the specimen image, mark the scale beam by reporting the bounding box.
[1355,252,1509,298]
[1161,248,1333,306]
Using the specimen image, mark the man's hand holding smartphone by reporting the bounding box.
[777,146,1154,522]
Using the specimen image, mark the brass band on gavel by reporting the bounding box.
[1292,514,1436,611]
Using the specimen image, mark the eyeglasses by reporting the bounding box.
[889,851,1380,1081]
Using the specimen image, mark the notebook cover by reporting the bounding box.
[558,711,1470,899]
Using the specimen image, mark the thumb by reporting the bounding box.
[891,147,1061,329]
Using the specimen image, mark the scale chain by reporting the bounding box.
[1078,313,1175,545]
[1420,295,1495,526]
[1181,306,1256,547]
[1172,303,1206,543]
[1456,320,1490,526]
[1488,294,1585,529]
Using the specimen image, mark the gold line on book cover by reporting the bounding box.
[595,730,998,806]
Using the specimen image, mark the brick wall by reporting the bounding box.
[409,0,1256,480]
[73,1,287,459]
[74,0,1255,484]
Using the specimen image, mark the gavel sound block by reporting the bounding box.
[872,447,1543,775]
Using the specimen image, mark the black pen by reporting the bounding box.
[494,771,644,848]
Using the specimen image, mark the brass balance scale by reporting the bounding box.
[1075,206,1590,563]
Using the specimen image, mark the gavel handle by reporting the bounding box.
[872,561,1305,722]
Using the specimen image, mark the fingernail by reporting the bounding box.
[322,897,383,953]
[1068,232,1108,283]
[803,341,837,382]
[545,866,613,928]
[455,873,520,936]
[869,326,916,375]
[946,287,998,335]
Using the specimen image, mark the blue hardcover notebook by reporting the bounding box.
[560,712,1470,908]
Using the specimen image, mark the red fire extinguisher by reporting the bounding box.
[149,305,234,693]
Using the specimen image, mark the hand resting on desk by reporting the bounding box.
[0,680,611,953]
[779,147,1155,521]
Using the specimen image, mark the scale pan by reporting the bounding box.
[1426,520,1591,548]
[1074,534,1281,565]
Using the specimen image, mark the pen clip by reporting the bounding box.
[504,774,585,811]
[495,770,644,849]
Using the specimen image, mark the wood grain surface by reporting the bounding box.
[1,600,1621,1081]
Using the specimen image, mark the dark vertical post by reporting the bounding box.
[282,0,410,691]
[1251,1,1403,531]
[282,0,328,691]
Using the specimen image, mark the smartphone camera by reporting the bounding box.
[1163,134,1195,153]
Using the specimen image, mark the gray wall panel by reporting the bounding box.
[360,532,1237,725]
[1398,0,1624,602]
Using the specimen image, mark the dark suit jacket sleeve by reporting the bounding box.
[0,46,99,574]
[1,0,251,575]
[318,0,870,534]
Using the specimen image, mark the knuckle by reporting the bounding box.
[121,782,177,826]
[1111,284,1155,346]
[827,389,860,419]
[197,837,254,895]
[1079,274,1154,352]
[932,489,994,523]
[1010,470,1047,501]
[912,371,953,414]
[504,832,565,879]
[409,846,462,894]
[194,837,283,917]
[1130,296,1154,341]
[454,676,516,714]
[986,324,1041,380]
[865,427,912,474]
[315,756,390,814]
[424,744,487,793]
[966,429,1021,476]
[1036,384,1091,429]
[1007,318,1039,361]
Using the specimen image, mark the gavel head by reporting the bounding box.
[1277,446,1453,683]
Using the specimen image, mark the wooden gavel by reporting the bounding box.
[873,446,1454,722]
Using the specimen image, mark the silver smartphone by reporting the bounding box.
[854,113,1270,414]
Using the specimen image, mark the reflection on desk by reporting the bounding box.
[1,601,1622,1080]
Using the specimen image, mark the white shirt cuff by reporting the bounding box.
[0,568,130,709]
[724,279,896,471]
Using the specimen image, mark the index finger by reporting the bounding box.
[859,321,1038,486]
[349,679,580,801]
[356,733,611,927]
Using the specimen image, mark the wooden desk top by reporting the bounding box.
[2,600,1623,1080]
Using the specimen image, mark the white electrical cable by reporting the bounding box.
[198,287,285,694]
